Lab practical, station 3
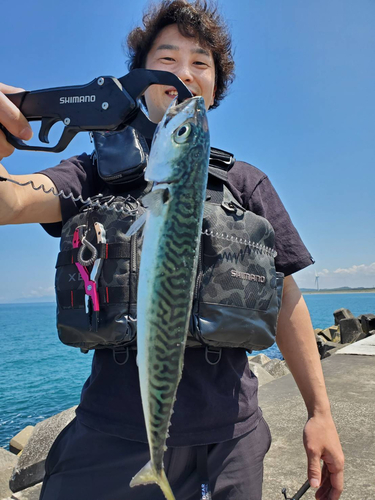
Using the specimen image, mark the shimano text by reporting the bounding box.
[60,95,96,104]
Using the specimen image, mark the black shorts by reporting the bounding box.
[40,416,272,500]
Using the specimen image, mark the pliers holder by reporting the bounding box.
[72,223,106,330]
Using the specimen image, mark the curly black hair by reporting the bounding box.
[126,0,235,109]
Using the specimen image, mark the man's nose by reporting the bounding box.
[175,63,194,83]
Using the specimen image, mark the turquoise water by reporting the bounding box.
[0,303,93,449]
[0,294,374,448]
[303,292,374,329]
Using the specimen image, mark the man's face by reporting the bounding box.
[144,24,216,123]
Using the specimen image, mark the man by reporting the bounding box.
[0,1,344,499]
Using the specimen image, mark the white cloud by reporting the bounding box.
[294,263,375,289]
[333,263,375,275]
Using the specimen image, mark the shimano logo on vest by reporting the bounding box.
[60,95,96,104]
[231,269,266,283]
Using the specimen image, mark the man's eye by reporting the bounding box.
[194,61,208,66]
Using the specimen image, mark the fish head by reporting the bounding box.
[145,96,209,184]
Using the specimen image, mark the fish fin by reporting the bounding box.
[130,461,156,486]
[130,461,175,500]
[142,188,168,215]
[125,212,147,237]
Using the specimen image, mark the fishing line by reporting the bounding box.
[0,175,277,257]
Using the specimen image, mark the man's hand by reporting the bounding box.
[304,414,344,500]
[0,82,61,225]
[0,82,33,160]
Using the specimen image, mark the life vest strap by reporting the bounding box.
[57,285,131,309]
[56,242,132,268]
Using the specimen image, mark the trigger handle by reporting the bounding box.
[0,123,78,152]
[39,117,60,144]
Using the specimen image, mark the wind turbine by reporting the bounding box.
[315,272,320,291]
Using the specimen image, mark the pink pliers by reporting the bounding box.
[72,223,106,316]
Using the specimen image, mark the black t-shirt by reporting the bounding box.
[40,153,313,446]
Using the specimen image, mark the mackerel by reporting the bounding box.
[129,96,210,499]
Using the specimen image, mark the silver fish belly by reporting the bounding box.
[130,96,210,500]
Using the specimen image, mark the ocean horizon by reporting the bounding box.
[2,287,374,305]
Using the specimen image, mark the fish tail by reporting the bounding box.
[130,460,175,500]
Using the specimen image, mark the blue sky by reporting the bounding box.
[0,0,374,302]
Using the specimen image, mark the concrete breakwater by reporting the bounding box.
[0,308,374,499]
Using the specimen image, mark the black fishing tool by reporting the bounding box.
[1,69,192,152]
[282,479,311,500]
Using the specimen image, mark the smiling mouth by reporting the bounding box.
[165,88,196,98]
[165,89,178,98]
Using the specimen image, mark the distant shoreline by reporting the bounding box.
[302,289,375,295]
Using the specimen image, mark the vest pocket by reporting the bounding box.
[190,200,284,351]
[55,198,144,350]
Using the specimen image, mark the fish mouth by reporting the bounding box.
[162,95,204,128]
[153,182,172,189]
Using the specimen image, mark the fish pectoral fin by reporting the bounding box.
[125,212,147,237]
[142,187,169,214]
[130,461,175,500]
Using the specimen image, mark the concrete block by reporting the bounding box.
[263,359,290,378]
[315,334,327,358]
[329,326,341,342]
[315,334,325,346]
[317,328,331,341]
[9,427,34,456]
[323,343,350,357]
[0,448,17,469]
[333,307,354,325]
[247,353,271,366]
[0,448,18,499]
[321,341,347,358]
[360,314,375,336]
[9,407,76,493]
[248,361,275,386]
[321,326,340,343]
[339,318,365,344]
[5,482,42,500]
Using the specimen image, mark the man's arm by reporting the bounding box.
[276,275,344,500]
[0,82,61,225]
[0,164,62,225]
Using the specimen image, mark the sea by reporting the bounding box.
[0,293,374,448]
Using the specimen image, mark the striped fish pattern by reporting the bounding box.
[129,96,210,499]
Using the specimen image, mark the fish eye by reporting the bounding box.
[174,123,192,143]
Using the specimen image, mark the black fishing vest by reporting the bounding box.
[54,128,284,359]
